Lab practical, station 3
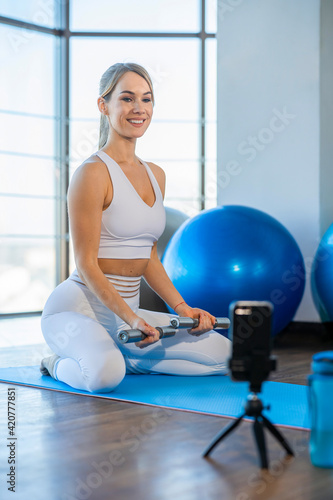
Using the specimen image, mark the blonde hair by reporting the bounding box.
[98,62,155,149]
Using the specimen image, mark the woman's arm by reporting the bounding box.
[143,243,216,335]
[146,162,216,335]
[143,243,184,311]
[67,159,159,344]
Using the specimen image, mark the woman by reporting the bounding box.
[40,62,231,393]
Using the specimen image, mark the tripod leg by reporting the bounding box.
[253,418,269,469]
[203,414,245,457]
[261,415,294,456]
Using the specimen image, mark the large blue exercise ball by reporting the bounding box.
[140,207,189,312]
[162,205,306,336]
[311,223,333,322]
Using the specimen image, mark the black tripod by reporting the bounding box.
[203,390,294,469]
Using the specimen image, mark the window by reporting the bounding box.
[205,37,217,209]
[0,0,217,314]
[70,0,200,32]
[0,24,57,314]
[0,0,56,29]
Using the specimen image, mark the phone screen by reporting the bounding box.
[229,301,274,384]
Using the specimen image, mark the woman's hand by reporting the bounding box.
[130,316,161,349]
[174,303,216,337]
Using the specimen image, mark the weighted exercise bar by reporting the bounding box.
[117,317,230,344]
[170,317,230,329]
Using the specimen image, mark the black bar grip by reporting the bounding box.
[117,326,176,344]
[169,317,230,329]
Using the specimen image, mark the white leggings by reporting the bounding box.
[41,271,231,393]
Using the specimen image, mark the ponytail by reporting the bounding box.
[99,114,109,149]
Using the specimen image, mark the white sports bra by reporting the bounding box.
[95,150,166,259]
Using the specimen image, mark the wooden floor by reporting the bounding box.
[0,322,333,500]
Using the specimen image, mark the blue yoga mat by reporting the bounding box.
[0,366,310,430]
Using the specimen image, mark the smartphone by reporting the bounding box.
[228,301,275,387]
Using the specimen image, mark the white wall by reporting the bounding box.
[320,0,333,236]
[216,0,332,322]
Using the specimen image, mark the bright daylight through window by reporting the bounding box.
[0,0,217,314]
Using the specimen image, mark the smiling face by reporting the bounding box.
[103,71,153,141]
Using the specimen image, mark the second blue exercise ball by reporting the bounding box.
[162,205,305,336]
[311,223,333,322]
